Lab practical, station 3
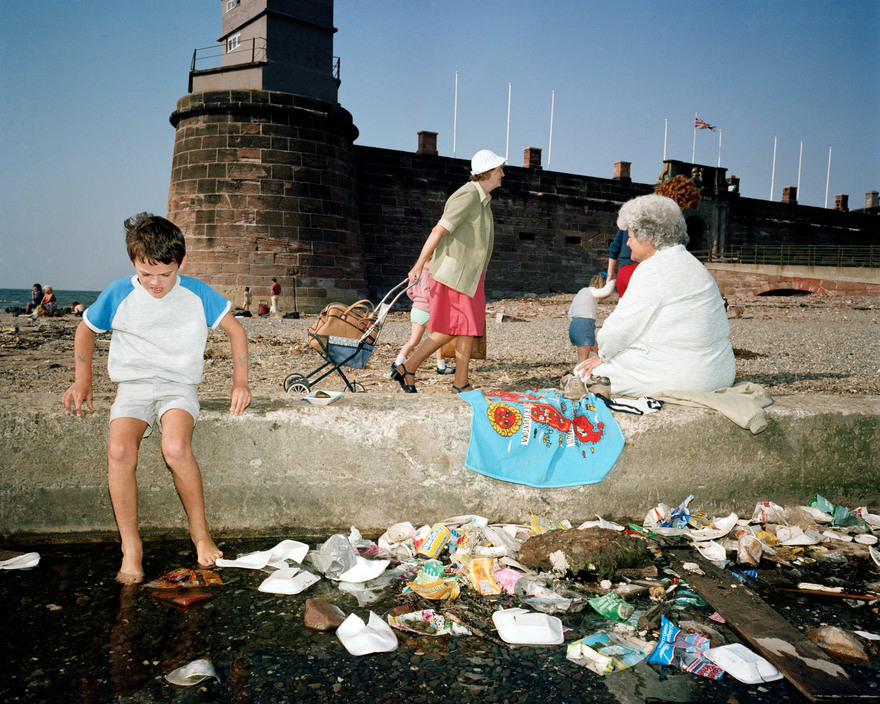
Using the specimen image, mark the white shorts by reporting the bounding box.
[110,381,200,437]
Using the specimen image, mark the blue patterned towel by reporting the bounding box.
[460,388,625,488]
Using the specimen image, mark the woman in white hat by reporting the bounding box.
[391,149,506,393]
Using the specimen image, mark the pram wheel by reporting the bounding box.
[283,373,310,395]
[349,382,366,393]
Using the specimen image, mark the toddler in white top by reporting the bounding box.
[567,273,616,363]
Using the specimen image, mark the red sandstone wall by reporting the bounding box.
[167,90,369,312]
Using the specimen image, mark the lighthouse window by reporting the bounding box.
[226,0,240,11]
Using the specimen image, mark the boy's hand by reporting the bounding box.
[229,383,252,416]
[62,381,94,417]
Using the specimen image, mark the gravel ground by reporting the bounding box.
[2,295,879,704]
[3,293,877,399]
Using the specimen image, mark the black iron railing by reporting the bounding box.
[190,39,340,82]
[700,244,880,268]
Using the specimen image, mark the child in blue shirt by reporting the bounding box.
[62,213,251,584]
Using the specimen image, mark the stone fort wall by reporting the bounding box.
[166,90,877,311]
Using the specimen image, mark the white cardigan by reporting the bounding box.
[595,245,735,396]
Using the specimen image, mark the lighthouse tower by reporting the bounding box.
[167,0,368,312]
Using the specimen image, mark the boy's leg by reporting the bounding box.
[107,417,149,584]
[576,345,590,364]
[159,409,222,567]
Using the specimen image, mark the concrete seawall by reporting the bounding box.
[2,392,878,541]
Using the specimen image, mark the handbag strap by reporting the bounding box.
[342,299,375,318]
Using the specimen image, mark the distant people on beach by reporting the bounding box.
[242,286,251,313]
[40,286,57,316]
[71,301,86,316]
[62,212,251,584]
[269,278,281,313]
[25,283,43,314]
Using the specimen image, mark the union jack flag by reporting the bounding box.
[695,116,716,131]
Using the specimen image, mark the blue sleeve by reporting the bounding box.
[83,277,134,332]
[179,275,231,329]
[608,230,627,258]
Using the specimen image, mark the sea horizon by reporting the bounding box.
[0,287,101,311]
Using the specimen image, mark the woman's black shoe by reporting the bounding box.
[390,363,417,393]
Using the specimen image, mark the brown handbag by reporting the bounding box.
[308,299,378,352]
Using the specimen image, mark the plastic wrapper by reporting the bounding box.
[588,591,634,622]
[405,559,460,600]
[750,500,787,524]
[567,631,650,674]
[142,568,223,590]
[310,534,358,579]
[736,530,763,566]
[405,579,460,600]
[854,506,880,529]
[387,609,471,636]
[647,615,724,680]
[494,567,525,595]
[468,557,501,595]
[529,514,571,535]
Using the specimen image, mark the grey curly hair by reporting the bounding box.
[616,194,689,249]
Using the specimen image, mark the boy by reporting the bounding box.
[62,213,251,584]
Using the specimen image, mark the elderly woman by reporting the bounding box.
[392,149,506,393]
[575,194,735,396]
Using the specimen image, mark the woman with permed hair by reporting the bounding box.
[575,194,734,396]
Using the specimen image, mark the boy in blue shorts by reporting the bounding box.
[62,213,251,584]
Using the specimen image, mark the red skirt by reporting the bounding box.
[429,274,485,336]
[616,262,639,297]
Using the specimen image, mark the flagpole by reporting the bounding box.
[692,113,697,162]
[769,136,777,201]
[547,89,555,169]
[717,129,722,167]
[797,140,803,196]
[824,146,832,208]
[663,118,668,161]
[505,82,511,163]
[453,72,459,158]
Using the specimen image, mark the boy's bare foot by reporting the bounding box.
[115,568,144,585]
[195,538,223,568]
[116,548,144,584]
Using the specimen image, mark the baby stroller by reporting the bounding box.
[283,278,416,394]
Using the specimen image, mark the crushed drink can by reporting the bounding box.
[417,524,452,558]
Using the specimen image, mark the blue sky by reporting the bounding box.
[2,0,877,290]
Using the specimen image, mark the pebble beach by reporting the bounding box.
[3,293,878,399]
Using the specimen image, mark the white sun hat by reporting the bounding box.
[471,149,506,176]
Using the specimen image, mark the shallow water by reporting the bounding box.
[2,537,877,703]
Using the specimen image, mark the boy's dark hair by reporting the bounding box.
[124,213,186,265]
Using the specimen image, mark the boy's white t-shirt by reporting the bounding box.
[84,274,230,385]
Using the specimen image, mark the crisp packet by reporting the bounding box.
[588,591,634,622]
[468,557,501,595]
[412,559,445,584]
[142,568,223,590]
[405,579,460,600]
[647,615,724,680]
[387,609,470,636]
[529,514,572,535]
[494,567,525,595]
